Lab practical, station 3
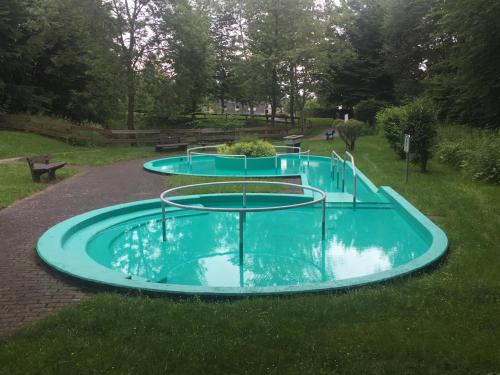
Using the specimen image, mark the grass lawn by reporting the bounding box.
[1,129,500,373]
[0,130,158,208]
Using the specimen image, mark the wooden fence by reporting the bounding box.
[4,121,311,146]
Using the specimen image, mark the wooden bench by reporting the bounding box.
[155,143,189,152]
[197,134,236,146]
[26,154,66,182]
[283,134,304,152]
[155,136,189,152]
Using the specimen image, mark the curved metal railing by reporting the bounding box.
[342,151,357,207]
[190,152,248,171]
[186,144,311,172]
[160,181,327,261]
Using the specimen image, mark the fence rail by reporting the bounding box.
[4,121,308,146]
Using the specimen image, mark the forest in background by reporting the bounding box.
[1,0,499,130]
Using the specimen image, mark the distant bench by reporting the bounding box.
[26,154,66,182]
[155,136,189,152]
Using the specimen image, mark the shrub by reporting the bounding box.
[336,119,366,151]
[354,99,386,128]
[378,99,437,172]
[436,141,470,169]
[467,136,500,184]
[404,99,438,172]
[217,139,275,157]
[377,106,406,159]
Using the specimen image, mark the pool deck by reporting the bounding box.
[0,158,166,336]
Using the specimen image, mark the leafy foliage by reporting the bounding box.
[354,99,386,128]
[217,139,275,157]
[423,0,500,128]
[437,133,500,184]
[378,98,437,171]
[336,119,366,151]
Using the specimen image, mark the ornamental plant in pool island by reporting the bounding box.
[217,139,276,157]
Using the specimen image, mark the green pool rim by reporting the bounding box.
[36,189,448,296]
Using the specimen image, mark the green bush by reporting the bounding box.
[336,119,366,151]
[376,106,407,159]
[377,99,437,171]
[217,139,275,157]
[354,99,386,128]
[436,127,500,184]
[436,141,470,169]
[468,136,500,183]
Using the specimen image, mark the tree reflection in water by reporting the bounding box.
[88,206,428,288]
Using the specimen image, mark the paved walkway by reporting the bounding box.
[0,158,166,336]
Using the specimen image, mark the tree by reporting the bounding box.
[158,0,214,119]
[382,0,437,102]
[275,0,323,126]
[203,0,240,114]
[427,0,500,128]
[109,0,155,130]
[321,0,393,108]
[230,55,268,114]
[0,0,31,111]
[246,0,288,125]
[1,0,124,124]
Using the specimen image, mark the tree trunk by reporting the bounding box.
[220,96,225,114]
[271,65,278,126]
[126,67,136,146]
[289,64,295,126]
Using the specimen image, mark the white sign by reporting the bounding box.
[344,114,349,122]
[404,134,411,153]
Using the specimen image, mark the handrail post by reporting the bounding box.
[161,200,166,242]
[344,151,357,208]
[239,211,244,264]
[321,199,326,240]
[242,183,247,223]
[342,159,346,192]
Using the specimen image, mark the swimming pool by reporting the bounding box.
[37,151,448,295]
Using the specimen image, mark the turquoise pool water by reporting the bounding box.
[143,155,383,203]
[86,206,428,288]
[37,154,448,295]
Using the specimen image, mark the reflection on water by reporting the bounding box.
[86,206,428,288]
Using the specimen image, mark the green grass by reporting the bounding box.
[0,130,157,166]
[0,130,159,208]
[0,164,78,209]
[1,129,500,373]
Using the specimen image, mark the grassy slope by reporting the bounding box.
[0,130,158,208]
[1,130,500,374]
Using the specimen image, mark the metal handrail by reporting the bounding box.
[190,152,248,171]
[273,145,301,153]
[160,181,328,260]
[331,150,343,189]
[187,144,310,172]
[187,145,224,164]
[342,151,357,207]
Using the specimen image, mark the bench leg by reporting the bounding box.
[31,172,41,183]
[48,170,56,181]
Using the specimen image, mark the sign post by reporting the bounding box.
[404,134,411,183]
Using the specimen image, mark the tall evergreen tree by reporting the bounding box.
[322,0,393,108]
[428,0,500,128]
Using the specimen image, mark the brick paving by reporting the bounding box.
[0,158,166,336]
